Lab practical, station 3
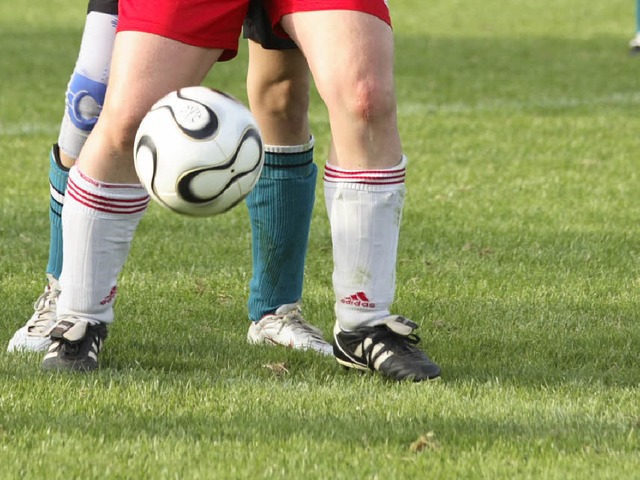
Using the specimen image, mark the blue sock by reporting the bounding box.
[46,145,69,279]
[246,140,317,321]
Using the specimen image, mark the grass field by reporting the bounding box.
[1,0,640,478]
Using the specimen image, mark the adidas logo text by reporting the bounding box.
[340,291,376,308]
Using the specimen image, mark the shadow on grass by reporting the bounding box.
[58,298,640,389]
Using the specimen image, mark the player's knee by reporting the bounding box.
[95,101,146,155]
[65,71,107,132]
[258,79,308,117]
[105,115,141,154]
[346,77,396,123]
[317,72,395,124]
[252,79,309,129]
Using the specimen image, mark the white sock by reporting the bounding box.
[324,156,407,331]
[57,167,149,324]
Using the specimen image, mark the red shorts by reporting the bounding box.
[117,0,251,61]
[116,0,391,61]
[265,0,392,32]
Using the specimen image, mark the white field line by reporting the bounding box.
[2,92,639,135]
[0,122,59,136]
[397,92,640,115]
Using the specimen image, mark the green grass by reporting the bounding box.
[1,0,640,478]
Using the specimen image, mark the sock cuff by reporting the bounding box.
[264,135,314,156]
[51,144,70,172]
[49,147,70,203]
[67,166,150,217]
[323,155,407,190]
[261,137,316,179]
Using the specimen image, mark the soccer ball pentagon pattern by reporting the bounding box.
[134,86,264,217]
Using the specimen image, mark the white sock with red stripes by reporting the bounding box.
[57,166,150,324]
[323,156,407,331]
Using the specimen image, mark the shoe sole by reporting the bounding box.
[7,336,53,353]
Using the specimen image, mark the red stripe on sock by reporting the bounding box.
[67,179,149,214]
[323,165,405,185]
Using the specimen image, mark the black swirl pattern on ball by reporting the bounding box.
[177,128,264,204]
[135,135,159,198]
[166,89,219,139]
[136,135,182,213]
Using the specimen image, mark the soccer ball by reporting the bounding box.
[133,86,264,217]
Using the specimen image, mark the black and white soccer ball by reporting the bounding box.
[134,86,264,217]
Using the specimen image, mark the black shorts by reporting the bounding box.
[87,0,118,15]
[243,0,297,50]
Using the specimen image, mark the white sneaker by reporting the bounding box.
[247,302,333,356]
[630,33,640,50]
[7,274,60,352]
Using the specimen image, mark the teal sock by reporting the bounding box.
[46,145,69,279]
[247,141,316,321]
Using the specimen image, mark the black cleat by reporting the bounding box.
[333,316,441,382]
[41,319,107,372]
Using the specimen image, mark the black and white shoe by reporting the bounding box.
[41,318,107,372]
[333,316,441,382]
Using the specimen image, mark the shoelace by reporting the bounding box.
[278,311,326,344]
[359,327,424,362]
[28,289,59,333]
[53,331,97,357]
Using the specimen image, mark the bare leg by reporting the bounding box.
[281,11,402,170]
[77,32,221,183]
[244,42,331,354]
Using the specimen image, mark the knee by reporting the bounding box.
[66,72,141,154]
[98,101,145,155]
[251,77,309,125]
[65,71,107,133]
[321,73,396,123]
[355,78,396,122]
